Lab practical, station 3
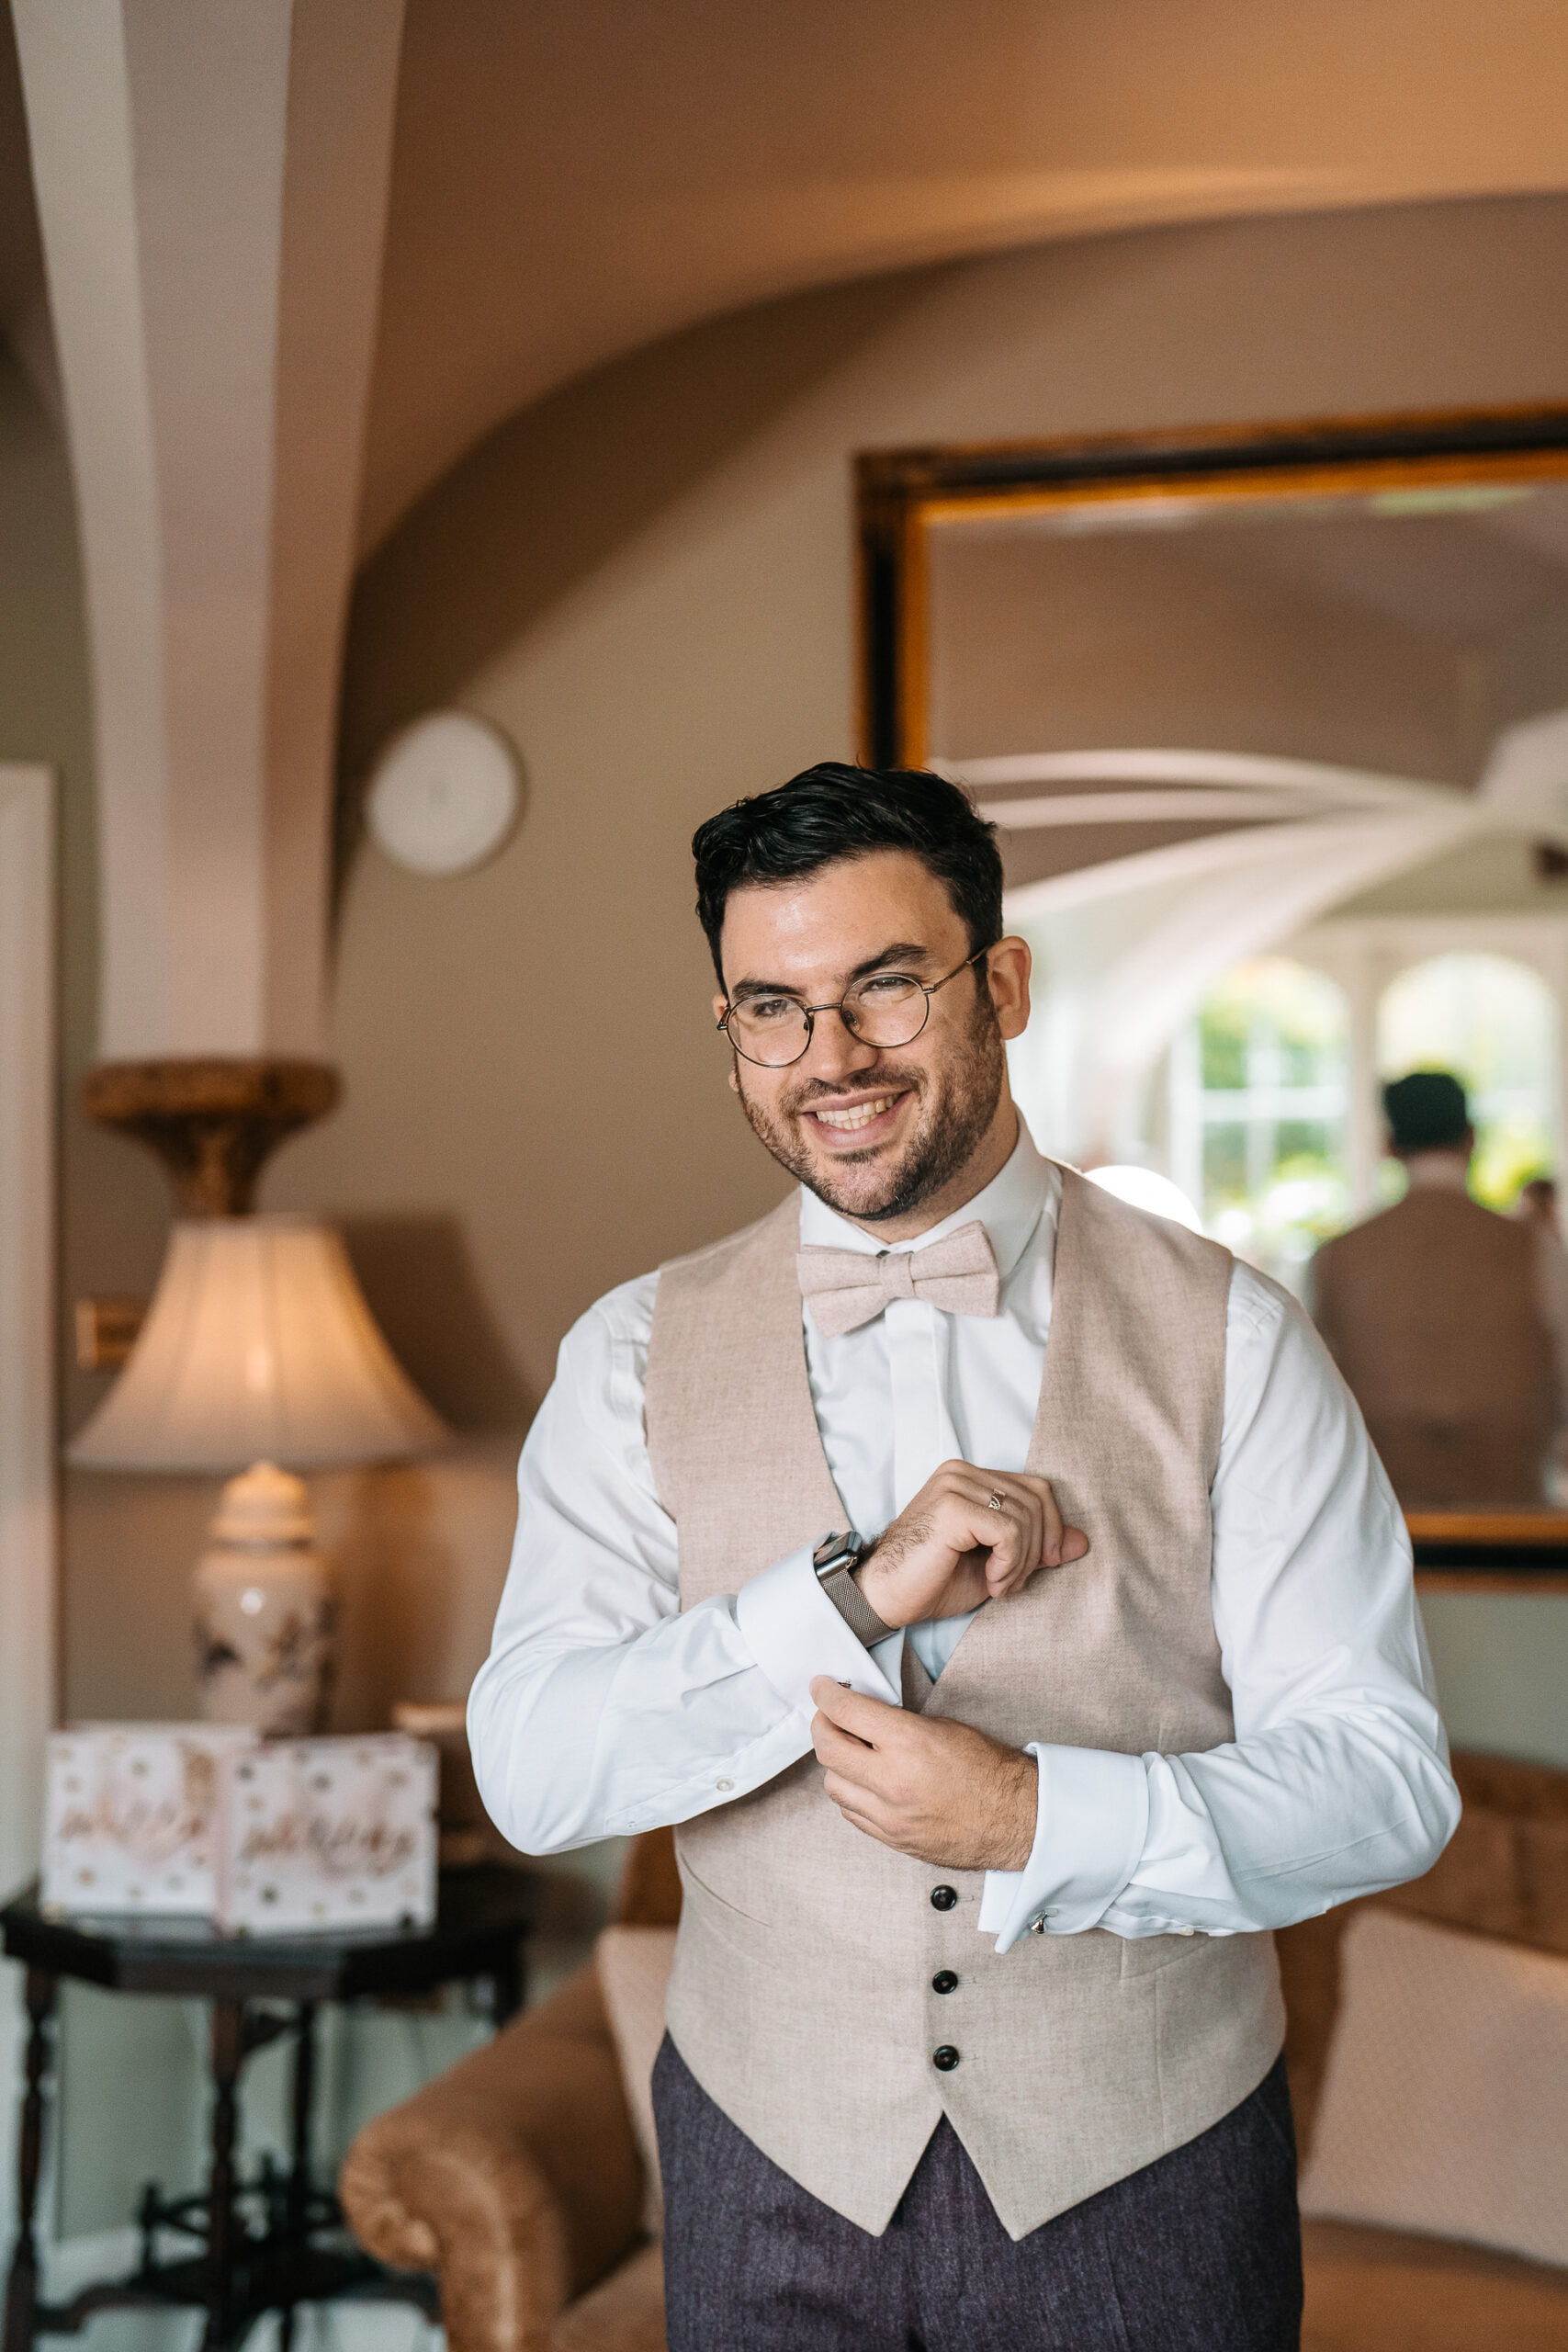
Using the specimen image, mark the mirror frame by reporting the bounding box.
[856,402,1568,769]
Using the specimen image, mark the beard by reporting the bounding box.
[735,989,1008,1223]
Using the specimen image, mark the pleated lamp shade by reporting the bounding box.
[69,1216,447,1473]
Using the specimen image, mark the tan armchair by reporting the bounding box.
[340,1755,1568,2352]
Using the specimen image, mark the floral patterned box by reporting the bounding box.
[40,1724,259,1916]
[214,1734,438,1934]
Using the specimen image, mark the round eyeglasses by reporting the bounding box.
[718,947,990,1068]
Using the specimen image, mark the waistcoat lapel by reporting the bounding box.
[645,1193,845,1598]
[932,1164,1230,1748]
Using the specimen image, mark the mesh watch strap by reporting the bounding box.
[818,1559,895,1649]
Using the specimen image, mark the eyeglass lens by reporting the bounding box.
[728,973,929,1067]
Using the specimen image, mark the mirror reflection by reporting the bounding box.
[888,424,1568,1526]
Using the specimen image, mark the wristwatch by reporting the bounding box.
[813,1529,895,1649]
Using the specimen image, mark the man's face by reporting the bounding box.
[714,849,1031,1226]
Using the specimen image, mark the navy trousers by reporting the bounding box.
[654,2034,1303,2351]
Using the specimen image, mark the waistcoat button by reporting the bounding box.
[930,1884,958,1911]
[932,2046,960,2072]
[931,1970,958,1995]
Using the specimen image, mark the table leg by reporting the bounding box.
[201,2002,244,2352]
[2,1971,56,2352]
[275,2000,318,2352]
[286,2004,316,2240]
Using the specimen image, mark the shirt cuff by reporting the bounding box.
[979,1743,1150,1954]
[734,1544,899,1717]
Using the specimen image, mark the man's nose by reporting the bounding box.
[798,1006,880,1083]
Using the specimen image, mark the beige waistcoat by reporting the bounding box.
[1314,1189,1554,1507]
[644,1165,1284,2239]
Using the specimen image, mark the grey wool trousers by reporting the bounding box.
[654,2034,1303,2352]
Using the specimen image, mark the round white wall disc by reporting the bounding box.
[366,711,522,876]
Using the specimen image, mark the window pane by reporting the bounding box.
[1377,953,1558,1209]
[1174,956,1351,1290]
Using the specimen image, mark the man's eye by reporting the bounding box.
[859,974,919,999]
[745,997,798,1024]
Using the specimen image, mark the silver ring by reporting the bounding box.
[987,1491,1006,1511]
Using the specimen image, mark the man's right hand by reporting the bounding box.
[854,1463,1089,1630]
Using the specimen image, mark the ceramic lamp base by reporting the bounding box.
[193,1463,335,1737]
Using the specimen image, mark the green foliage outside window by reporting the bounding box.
[1191,958,1350,1281]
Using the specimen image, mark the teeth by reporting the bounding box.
[814,1096,897,1132]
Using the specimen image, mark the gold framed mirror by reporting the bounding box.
[858,404,1568,785]
[857,407,1568,1564]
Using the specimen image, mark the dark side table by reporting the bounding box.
[1,1864,541,2352]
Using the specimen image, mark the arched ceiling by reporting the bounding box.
[5,1,1568,549]
[358,0,1568,551]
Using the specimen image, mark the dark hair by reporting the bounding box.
[692,763,1003,987]
[1382,1069,1470,1153]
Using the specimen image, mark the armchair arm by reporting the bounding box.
[339,1960,647,2352]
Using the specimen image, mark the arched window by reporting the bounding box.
[1170,957,1350,1284]
[1377,953,1558,1207]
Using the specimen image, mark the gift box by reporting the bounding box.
[40,1724,259,1916]
[214,1733,437,1933]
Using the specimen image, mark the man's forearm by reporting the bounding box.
[982,1702,1459,1954]
[468,1597,812,1853]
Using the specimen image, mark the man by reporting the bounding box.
[469,764,1458,2352]
[1314,1069,1568,1507]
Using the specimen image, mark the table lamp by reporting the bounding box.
[70,1060,447,1736]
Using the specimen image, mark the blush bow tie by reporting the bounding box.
[795,1219,1001,1339]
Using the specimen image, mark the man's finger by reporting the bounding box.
[989,1475,1091,1575]
[812,1713,886,1775]
[992,1486,1042,1591]
[968,1500,1021,1581]
[821,1767,884,1816]
[809,1677,902,1744]
[975,1490,1039,1592]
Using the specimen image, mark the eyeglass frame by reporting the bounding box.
[716,944,993,1068]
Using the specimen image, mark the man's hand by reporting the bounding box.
[809,1677,1037,1871]
[854,1462,1088,1630]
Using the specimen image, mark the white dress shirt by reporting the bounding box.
[469,1123,1459,1955]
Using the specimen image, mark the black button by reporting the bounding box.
[930,1884,958,1911]
[932,2045,960,2072]
[931,1970,958,1996]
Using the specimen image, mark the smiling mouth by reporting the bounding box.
[806,1092,905,1135]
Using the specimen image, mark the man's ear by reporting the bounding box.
[987,937,1032,1043]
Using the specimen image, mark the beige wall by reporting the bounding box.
[52,192,1568,1760]
[290,194,1568,1396]
[930,525,1472,782]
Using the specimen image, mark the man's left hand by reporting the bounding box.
[809,1676,1037,1871]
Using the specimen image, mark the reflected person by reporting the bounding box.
[1313,1070,1568,1506]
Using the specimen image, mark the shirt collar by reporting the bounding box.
[796,1114,1055,1283]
